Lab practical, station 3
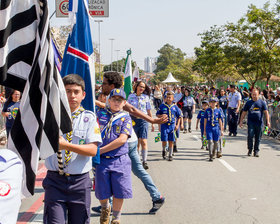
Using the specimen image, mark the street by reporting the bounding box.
[17,116,280,224]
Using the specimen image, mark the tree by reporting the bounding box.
[155,44,185,73]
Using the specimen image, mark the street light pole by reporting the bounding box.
[109,38,115,71]
[94,20,103,83]
[115,50,120,72]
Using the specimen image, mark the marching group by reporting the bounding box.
[0,72,279,224]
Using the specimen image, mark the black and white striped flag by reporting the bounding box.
[0,0,72,197]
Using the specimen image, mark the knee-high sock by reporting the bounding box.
[208,140,213,158]
[168,147,173,157]
[184,121,187,130]
[142,149,148,162]
[213,141,218,153]
[188,122,191,130]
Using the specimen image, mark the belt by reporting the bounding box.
[48,170,84,177]
[101,154,126,159]
[230,107,236,109]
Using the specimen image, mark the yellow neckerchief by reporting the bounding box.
[164,103,175,124]
[64,107,85,167]
[103,109,123,139]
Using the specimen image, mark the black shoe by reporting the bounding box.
[188,128,192,133]
[149,197,165,214]
[143,162,149,169]
[233,133,237,137]
[247,152,252,156]
[173,144,178,153]
[206,147,209,151]
[168,156,173,161]
[229,133,232,136]
[254,152,259,157]
[91,205,101,214]
[162,151,166,160]
[209,157,213,162]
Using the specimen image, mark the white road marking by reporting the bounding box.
[29,209,43,223]
[192,135,200,141]
[250,198,257,200]
[218,159,237,172]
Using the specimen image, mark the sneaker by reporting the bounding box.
[143,162,149,170]
[162,151,166,160]
[173,144,178,152]
[149,197,165,214]
[229,132,232,136]
[100,205,111,224]
[217,152,222,158]
[233,133,237,137]
[209,157,213,162]
[212,152,216,159]
[188,128,192,133]
[92,205,101,214]
[254,152,259,157]
[111,220,120,224]
[183,129,187,134]
[247,151,252,156]
[168,156,173,161]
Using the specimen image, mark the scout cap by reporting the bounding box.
[202,100,209,104]
[109,88,126,99]
[209,97,218,102]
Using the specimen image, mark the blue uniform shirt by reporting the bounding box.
[228,91,241,108]
[243,99,267,126]
[97,109,132,157]
[197,109,206,128]
[183,96,195,107]
[156,103,183,125]
[2,101,20,129]
[45,109,102,174]
[127,93,151,115]
[204,108,222,129]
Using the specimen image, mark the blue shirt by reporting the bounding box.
[228,91,241,108]
[45,109,102,174]
[156,103,183,125]
[218,95,228,109]
[243,99,267,126]
[2,101,20,129]
[183,96,195,107]
[97,109,132,157]
[174,93,183,103]
[197,109,206,128]
[204,108,222,129]
[127,93,151,115]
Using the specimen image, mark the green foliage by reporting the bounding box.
[194,1,280,87]
[155,44,186,73]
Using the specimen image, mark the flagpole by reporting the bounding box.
[95,20,103,83]
[109,38,115,71]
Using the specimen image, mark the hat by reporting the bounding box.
[209,97,218,102]
[202,100,209,104]
[109,88,126,99]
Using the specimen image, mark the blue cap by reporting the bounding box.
[209,97,218,102]
[109,88,126,99]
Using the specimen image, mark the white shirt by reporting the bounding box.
[45,110,102,174]
[0,149,23,224]
[228,91,242,108]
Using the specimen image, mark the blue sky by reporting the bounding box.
[49,0,275,69]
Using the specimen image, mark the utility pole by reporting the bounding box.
[109,38,115,71]
[94,20,103,83]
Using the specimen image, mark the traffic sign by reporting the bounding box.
[55,0,109,18]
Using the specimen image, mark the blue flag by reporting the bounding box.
[61,0,95,112]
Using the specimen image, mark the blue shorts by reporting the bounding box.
[206,126,220,141]
[133,118,148,139]
[95,154,132,200]
[161,123,176,142]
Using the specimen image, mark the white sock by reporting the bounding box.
[142,149,148,162]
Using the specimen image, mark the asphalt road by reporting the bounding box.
[17,115,280,224]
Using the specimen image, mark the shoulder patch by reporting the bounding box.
[0,181,11,196]
[121,117,125,122]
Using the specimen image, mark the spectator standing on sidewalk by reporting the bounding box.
[239,89,270,157]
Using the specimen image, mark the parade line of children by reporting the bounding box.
[43,74,225,224]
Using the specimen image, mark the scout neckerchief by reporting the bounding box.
[103,109,127,140]
[136,93,143,111]
[211,108,215,126]
[164,103,175,124]
[57,107,85,175]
